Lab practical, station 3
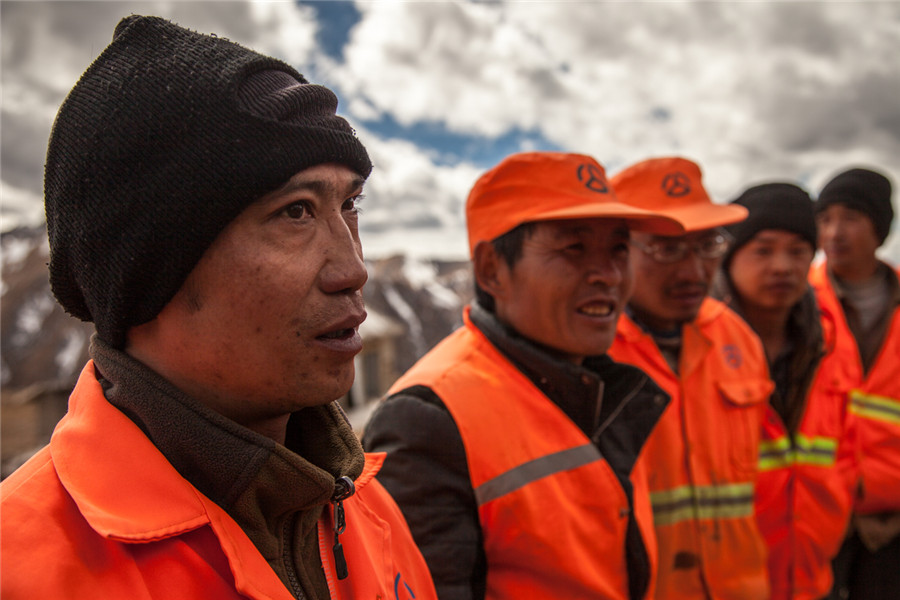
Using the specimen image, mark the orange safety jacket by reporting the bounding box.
[610,298,773,600]
[810,261,900,514]
[754,304,860,600]
[0,362,437,600]
[388,313,659,600]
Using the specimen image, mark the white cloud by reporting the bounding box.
[0,182,44,233]
[356,128,479,259]
[340,2,900,202]
[2,0,899,263]
[340,1,572,136]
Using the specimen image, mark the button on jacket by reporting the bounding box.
[0,362,437,600]
[610,298,773,600]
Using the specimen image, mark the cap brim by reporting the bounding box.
[653,203,749,232]
[525,202,685,236]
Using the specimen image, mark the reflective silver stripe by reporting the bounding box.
[474,443,602,506]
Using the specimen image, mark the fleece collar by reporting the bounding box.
[52,340,372,542]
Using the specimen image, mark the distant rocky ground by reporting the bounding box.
[1,224,474,476]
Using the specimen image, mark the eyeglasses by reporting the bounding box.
[631,230,733,264]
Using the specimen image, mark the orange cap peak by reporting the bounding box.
[610,157,748,233]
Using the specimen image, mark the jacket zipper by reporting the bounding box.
[330,476,355,580]
[282,514,307,600]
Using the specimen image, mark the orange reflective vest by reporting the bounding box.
[388,312,659,600]
[809,261,900,514]
[0,362,437,600]
[610,298,772,600]
[754,304,859,600]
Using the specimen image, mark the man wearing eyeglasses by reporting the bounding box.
[609,157,774,600]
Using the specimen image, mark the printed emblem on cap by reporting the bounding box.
[662,172,691,197]
[577,163,609,193]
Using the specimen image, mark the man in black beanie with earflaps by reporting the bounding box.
[808,167,900,600]
[711,182,859,600]
[0,15,437,600]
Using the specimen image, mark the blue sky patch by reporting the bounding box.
[298,0,362,61]
[361,112,562,167]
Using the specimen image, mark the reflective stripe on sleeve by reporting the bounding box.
[850,390,900,425]
[758,434,838,471]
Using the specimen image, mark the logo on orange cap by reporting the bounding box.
[662,172,691,197]
[577,163,610,193]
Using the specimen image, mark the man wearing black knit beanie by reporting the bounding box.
[0,15,437,600]
[712,182,858,600]
[809,167,900,600]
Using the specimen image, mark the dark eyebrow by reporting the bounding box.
[612,225,630,239]
[279,174,366,197]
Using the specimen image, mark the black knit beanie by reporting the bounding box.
[722,183,817,270]
[815,168,893,245]
[44,15,372,348]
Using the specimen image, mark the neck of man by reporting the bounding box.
[832,254,880,283]
[626,305,683,338]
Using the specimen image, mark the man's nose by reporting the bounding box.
[319,214,368,294]
[675,249,708,281]
[586,254,624,286]
[771,250,794,273]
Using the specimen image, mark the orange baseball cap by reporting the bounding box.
[610,157,748,233]
[465,152,684,257]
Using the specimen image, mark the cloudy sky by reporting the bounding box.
[2,0,899,261]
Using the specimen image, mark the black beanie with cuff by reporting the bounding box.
[44,15,372,348]
[815,167,893,245]
[722,183,817,271]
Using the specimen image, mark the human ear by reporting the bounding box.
[473,241,507,299]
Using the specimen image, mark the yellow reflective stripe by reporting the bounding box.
[758,434,837,471]
[795,433,838,466]
[649,482,754,527]
[759,437,792,470]
[850,390,900,425]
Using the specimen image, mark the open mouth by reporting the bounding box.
[315,310,366,340]
[313,321,364,354]
[578,302,615,317]
[317,328,356,341]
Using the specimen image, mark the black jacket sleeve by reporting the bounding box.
[361,386,486,600]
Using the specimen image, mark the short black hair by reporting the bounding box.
[474,222,536,312]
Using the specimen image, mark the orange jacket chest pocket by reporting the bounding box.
[717,379,773,478]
